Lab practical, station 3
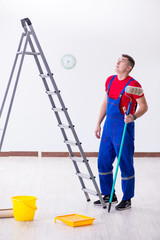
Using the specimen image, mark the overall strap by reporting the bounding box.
[119,79,134,98]
[107,75,116,94]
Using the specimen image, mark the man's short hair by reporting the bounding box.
[122,54,135,69]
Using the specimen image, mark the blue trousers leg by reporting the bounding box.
[113,123,135,200]
[98,137,116,195]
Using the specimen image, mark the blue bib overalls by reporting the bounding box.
[98,75,135,200]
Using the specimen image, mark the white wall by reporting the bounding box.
[0,0,159,152]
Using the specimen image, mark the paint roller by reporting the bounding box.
[125,86,143,96]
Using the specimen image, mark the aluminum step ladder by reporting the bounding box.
[0,18,106,209]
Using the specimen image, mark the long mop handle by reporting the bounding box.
[108,101,132,212]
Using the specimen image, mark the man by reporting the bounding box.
[94,54,148,210]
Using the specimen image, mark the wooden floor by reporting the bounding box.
[0,156,160,240]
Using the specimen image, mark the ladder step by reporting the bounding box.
[17,51,40,55]
[76,173,91,179]
[46,90,60,95]
[40,73,53,78]
[82,188,98,196]
[64,140,77,146]
[46,91,56,95]
[52,107,66,112]
[58,124,70,129]
[58,124,75,129]
[70,157,85,163]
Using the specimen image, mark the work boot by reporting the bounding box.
[115,199,131,211]
[94,193,118,206]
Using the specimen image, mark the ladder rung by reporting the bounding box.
[17,51,40,55]
[82,188,98,196]
[76,173,91,179]
[52,107,64,112]
[64,140,77,146]
[40,73,53,78]
[46,90,57,95]
[70,157,85,163]
[58,124,70,129]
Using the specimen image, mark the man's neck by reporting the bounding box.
[117,73,129,80]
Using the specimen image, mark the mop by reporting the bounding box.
[108,86,143,212]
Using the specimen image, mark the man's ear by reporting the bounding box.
[127,65,132,72]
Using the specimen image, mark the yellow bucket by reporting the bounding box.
[11,196,37,221]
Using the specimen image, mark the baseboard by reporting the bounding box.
[41,152,99,157]
[0,151,38,157]
[0,151,160,157]
[133,152,160,157]
[41,152,160,157]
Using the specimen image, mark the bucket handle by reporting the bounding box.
[23,201,37,211]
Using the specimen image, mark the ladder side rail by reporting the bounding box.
[24,35,63,122]
[29,24,104,205]
[25,35,72,146]
[62,142,91,200]
[0,33,26,119]
[80,148,106,208]
[43,75,83,149]
[63,111,106,206]
[72,160,90,201]
[27,25,81,143]
[28,24,100,203]
[50,86,99,202]
[22,21,102,204]
[26,26,83,149]
[0,32,30,151]
[22,34,62,126]
[47,77,84,151]
[24,29,90,201]
[23,31,90,201]
[27,25,58,92]
[75,143,106,207]
[60,142,90,201]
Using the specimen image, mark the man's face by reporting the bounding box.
[115,57,132,74]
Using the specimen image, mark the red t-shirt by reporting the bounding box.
[105,75,144,115]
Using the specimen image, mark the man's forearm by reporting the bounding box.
[134,96,148,120]
[97,102,107,126]
[125,96,148,123]
[96,94,107,126]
